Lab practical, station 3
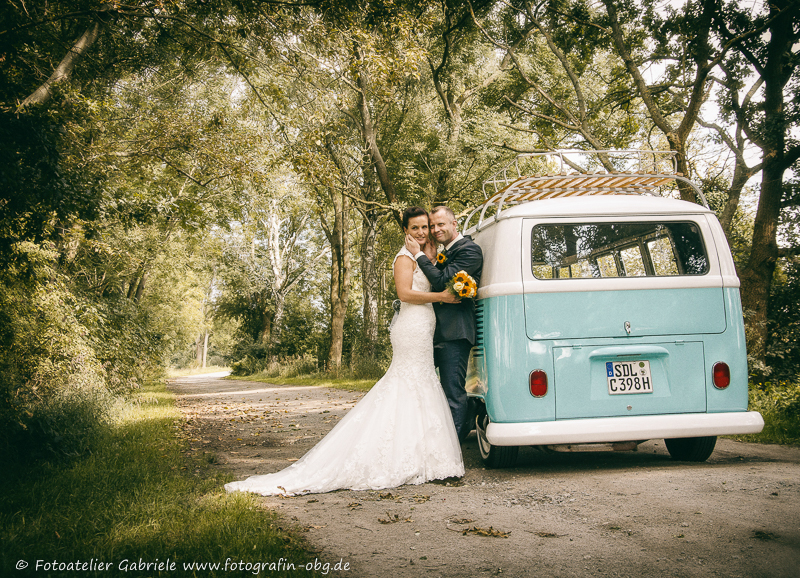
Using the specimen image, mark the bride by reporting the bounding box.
[225,206,464,496]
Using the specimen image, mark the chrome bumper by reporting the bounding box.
[486,412,764,446]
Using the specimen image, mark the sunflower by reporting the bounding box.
[446,270,478,299]
[436,252,447,264]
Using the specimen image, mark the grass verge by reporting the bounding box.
[227,373,377,392]
[0,380,328,577]
[166,365,230,378]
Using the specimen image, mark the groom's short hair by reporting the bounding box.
[430,206,456,221]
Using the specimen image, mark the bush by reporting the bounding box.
[351,354,389,379]
[22,384,118,458]
[745,379,800,445]
[0,245,111,459]
[231,355,318,378]
[0,242,162,461]
[767,258,800,380]
[229,355,267,376]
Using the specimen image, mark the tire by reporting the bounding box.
[475,406,518,468]
[665,436,717,462]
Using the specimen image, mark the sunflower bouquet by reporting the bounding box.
[446,270,478,299]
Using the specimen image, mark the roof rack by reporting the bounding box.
[465,150,708,232]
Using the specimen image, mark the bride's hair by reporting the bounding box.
[402,206,428,229]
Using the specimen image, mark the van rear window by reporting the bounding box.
[531,222,708,279]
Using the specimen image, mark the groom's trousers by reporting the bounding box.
[434,339,474,441]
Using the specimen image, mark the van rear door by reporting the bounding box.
[521,217,724,419]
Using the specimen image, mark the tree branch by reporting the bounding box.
[780,144,800,172]
[778,246,800,258]
[18,17,107,108]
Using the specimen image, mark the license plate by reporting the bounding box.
[606,360,653,394]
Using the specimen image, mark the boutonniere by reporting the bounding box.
[436,252,447,264]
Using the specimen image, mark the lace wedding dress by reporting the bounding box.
[224,247,464,496]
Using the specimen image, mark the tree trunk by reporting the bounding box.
[195,333,204,366]
[272,293,286,348]
[740,162,783,379]
[719,163,756,236]
[258,301,273,345]
[738,1,794,379]
[202,331,209,368]
[361,210,379,358]
[354,56,402,227]
[133,271,147,302]
[359,163,380,358]
[327,187,351,369]
[666,137,699,204]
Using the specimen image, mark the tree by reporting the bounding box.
[710,0,800,375]
[472,0,645,170]
[217,179,327,355]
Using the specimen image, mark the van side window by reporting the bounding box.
[531,222,708,279]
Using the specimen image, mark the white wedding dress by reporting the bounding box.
[224,247,464,496]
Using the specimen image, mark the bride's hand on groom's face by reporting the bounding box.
[405,234,421,254]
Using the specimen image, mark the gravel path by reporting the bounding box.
[170,373,800,578]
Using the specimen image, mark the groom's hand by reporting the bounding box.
[405,234,421,255]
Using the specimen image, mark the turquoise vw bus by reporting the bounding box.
[464,151,764,468]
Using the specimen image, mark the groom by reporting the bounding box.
[405,206,483,441]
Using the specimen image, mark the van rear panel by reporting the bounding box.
[524,288,726,340]
[473,293,748,424]
[553,341,706,419]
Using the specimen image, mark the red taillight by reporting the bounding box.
[530,370,548,397]
[713,362,731,389]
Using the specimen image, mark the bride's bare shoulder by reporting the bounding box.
[393,247,417,269]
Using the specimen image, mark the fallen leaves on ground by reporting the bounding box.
[304,525,326,531]
[378,512,413,524]
[462,526,511,538]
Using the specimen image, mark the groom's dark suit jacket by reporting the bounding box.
[416,236,483,346]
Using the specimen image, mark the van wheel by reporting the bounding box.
[476,409,518,468]
[665,436,717,462]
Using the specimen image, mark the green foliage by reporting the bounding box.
[766,258,800,380]
[0,243,113,459]
[739,380,800,445]
[226,294,328,375]
[232,355,320,379]
[0,108,101,260]
[0,381,319,577]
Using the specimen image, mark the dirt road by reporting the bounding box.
[170,373,800,578]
